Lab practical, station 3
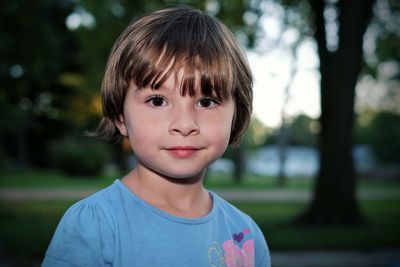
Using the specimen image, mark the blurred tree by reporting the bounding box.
[277,39,301,186]
[288,114,317,146]
[367,112,400,163]
[0,0,79,168]
[264,114,317,147]
[355,111,400,164]
[243,117,271,148]
[355,0,400,115]
[266,0,386,223]
[231,117,269,183]
[298,0,376,224]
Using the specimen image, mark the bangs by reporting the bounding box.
[127,9,235,100]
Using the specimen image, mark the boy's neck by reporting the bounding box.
[121,165,212,218]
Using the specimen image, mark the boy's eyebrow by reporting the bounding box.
[157,85,172,91]
[134,80,223,98]
[134,84,171,92]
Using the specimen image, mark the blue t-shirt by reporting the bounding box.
[43,180,270,267]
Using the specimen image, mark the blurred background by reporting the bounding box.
[0,0,399,266]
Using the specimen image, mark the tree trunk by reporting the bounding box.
[17,121,30,169]
[277,120,288,187]
[298,0,375,224]
[277,40,300,187]
[232,145,244,183]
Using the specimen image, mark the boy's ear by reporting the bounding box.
[114,115,129,137]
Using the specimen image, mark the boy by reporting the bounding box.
[43,6,270,267]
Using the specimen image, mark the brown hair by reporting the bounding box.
[96,5,252,147]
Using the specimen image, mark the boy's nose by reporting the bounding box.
[168,107,200,136]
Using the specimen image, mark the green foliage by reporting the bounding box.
[0,0,76,125]
[287,114,318,146]
[49,137,112,177]
[238,117,271,152]
[264,114,318,146]
[364,112,400,163]
[367,0,400,72]
[0,0,84,167]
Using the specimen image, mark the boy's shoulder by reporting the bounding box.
[71,180,117,206]
[63,180,124,220]
[210,191,254,223]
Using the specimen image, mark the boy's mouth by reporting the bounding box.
[165,146,202,158]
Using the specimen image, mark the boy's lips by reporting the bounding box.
[165,146,203,158]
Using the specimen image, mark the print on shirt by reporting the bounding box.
[208,228,255,267]
[223,228,254,267]
[208,241,225,267]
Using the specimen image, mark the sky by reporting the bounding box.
[246,3,321,128]
[248,42,320,128]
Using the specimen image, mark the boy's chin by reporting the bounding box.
[157,170,206,184]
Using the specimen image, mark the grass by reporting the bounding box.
[2,168,400,191]
[0,199,75,267]
[0,169,117,189]
[1,169,307,189]
[234,200,400,250]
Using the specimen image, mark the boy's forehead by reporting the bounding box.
[134,68,201,91]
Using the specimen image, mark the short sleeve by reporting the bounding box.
[42,200,114,267]
[253,222,271,267]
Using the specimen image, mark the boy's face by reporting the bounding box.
[115,70,235,180]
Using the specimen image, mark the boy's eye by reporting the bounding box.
[146,96,167,107]
[198,98,219,108]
